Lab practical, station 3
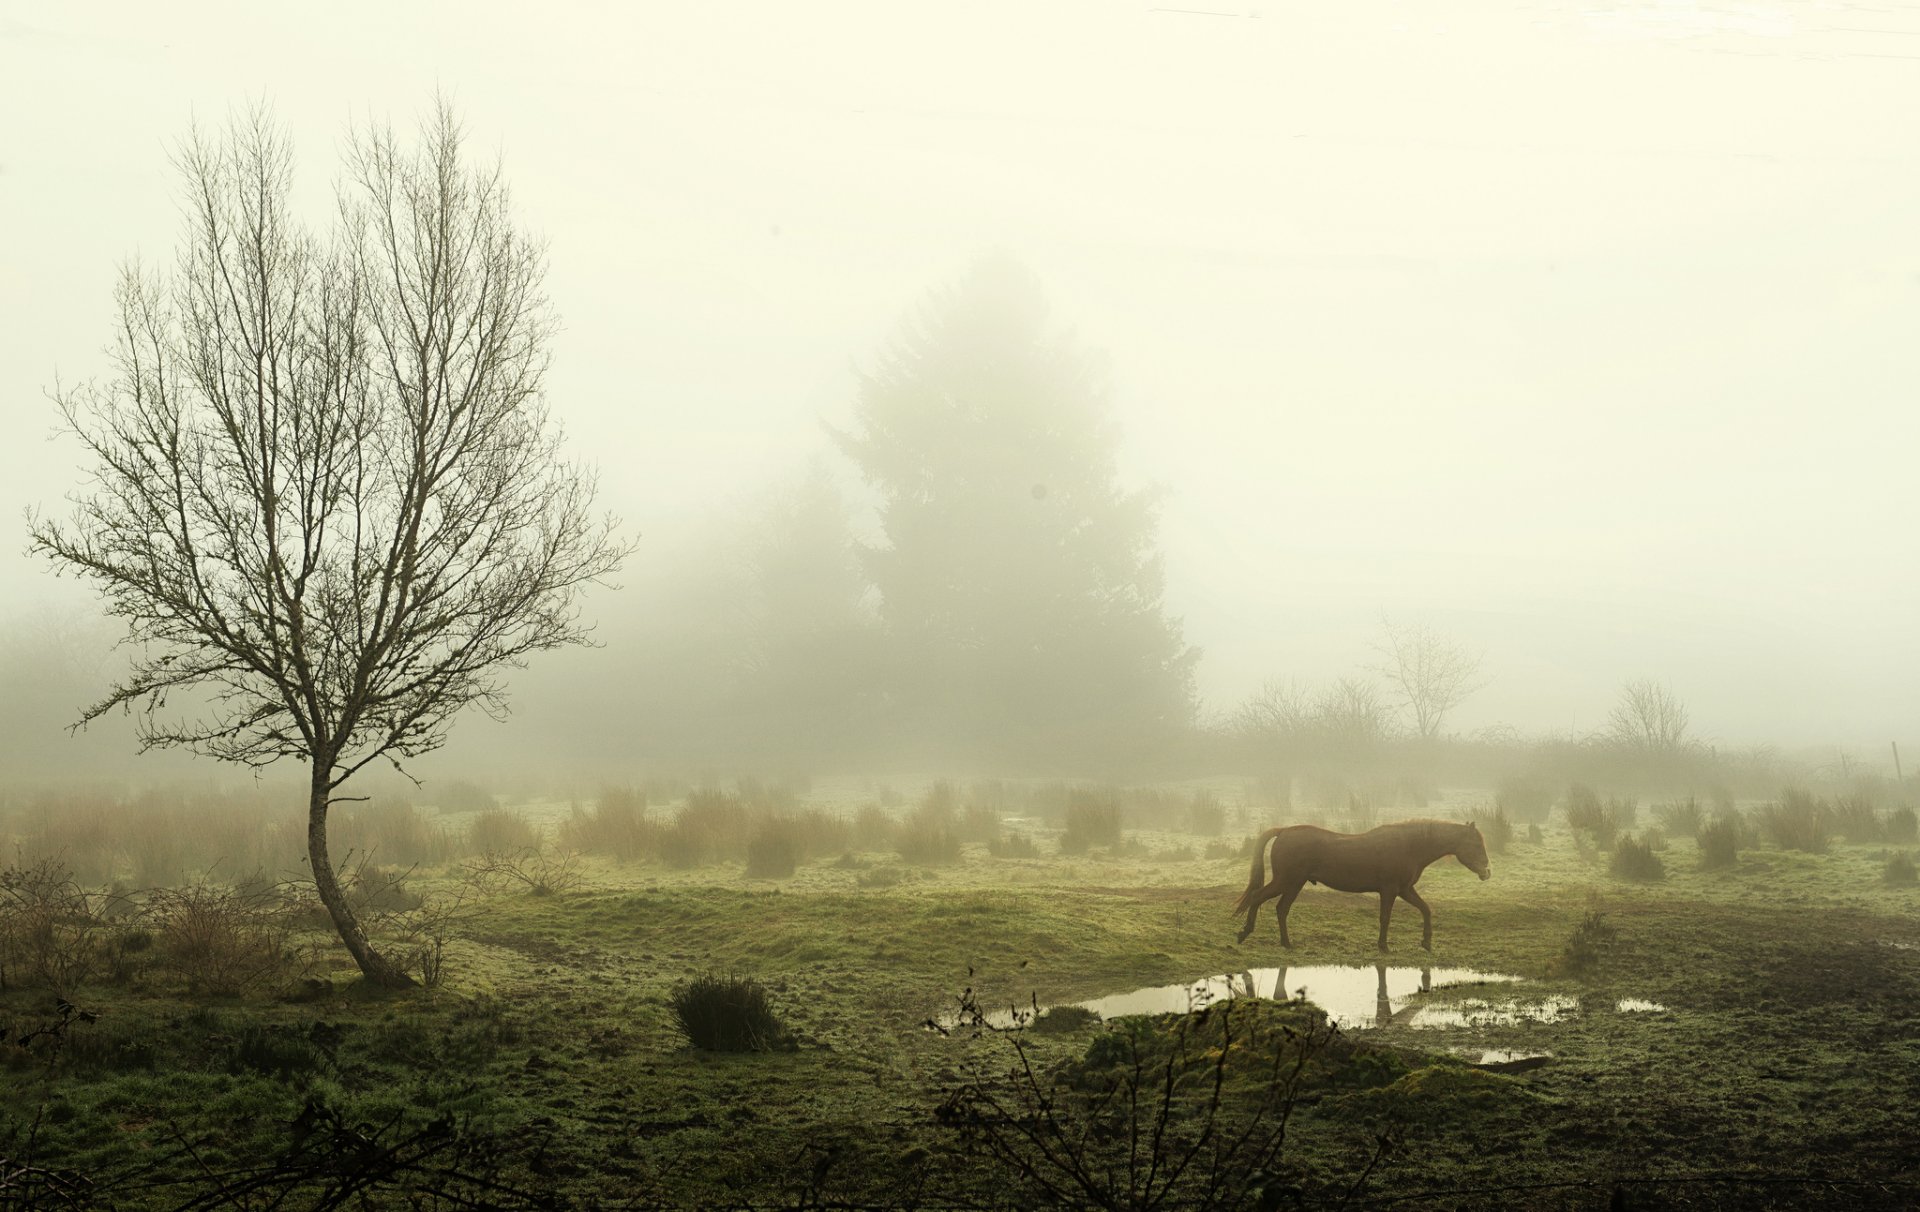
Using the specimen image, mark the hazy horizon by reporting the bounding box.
[5,1,1917,761]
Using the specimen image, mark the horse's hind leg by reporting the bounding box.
[1237,883,1276,943]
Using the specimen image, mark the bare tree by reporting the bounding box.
[1312,676,1395,751]
[1370,620,1486,740]
[1606,679,1691,753]
[28,105,629,987]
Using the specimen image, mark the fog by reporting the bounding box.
[4,1,1918,786]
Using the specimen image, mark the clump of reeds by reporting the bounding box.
[1609,834,1665,882]
[669,972,791,1052]
[1757,788,1830,854]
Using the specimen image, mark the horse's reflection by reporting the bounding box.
[1375,961,1432,1026]
[1230,963,1435,1026]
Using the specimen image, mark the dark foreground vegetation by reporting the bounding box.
[4,773,1920,1209]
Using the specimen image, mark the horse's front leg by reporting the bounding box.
[1274,883,1303,948]
[1377,889,1396,951]
[1401,886,1434,951]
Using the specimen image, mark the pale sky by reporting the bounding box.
[4,1,1917,750]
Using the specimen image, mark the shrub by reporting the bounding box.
[989,833,1039,859]
[150,880,300,996]
[468,809,540,855]
[959,804,1002,845]
[557,787,655,860]
[1526,823,1544,846]
[1697,814,1740,870]
[1061,791,1123,855]
[668,790,752,866]
[1653,797,1703,838]
[228,1024,325,1081]
[1494,775,1555,824]
[1610,834,1665,882]
[744,823,798,879]
[0,857,103,993]
[897,812,962,866]
[853,804,897,851]
[1884,852,1918,887]
[1481,807,1512,854]
[1758,788,1830,853]
[1565,785,1620,849]
[1556,909,1617,976]
[857,866,905,889]
[1831,794,1884,844]
[1890,807,1919,845]
[1185,791,1226,837]
[669,972,790,1052]
[435,779,497,814]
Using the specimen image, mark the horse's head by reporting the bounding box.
[1458,822,1492,881]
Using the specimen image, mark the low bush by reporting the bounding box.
[1653,797,1703,838]
[744,823,798,879]
[1495,775,1554,824]
[1610,834,1665,882]
[1831,794,1884,844]
[149,879,302,997]
[1884,852,1917,887]
[853,804,897,851]
[1481,807,1512,854]
[0,857,104,993]
[468,809,540,855]
[557,787,656,860]
[1556,909,1618,976]
[1061,791,1123,855]
[958,805,1002,845]
[1758,788,1829,853]
[669,972,791,1052]
[435,779,497,814]
[989,833,1039,859]
[1565,785,1627,847]
[1185,791,1226,837]
[897,811,962,866]
[1889,807,1919,845]
[1697,814,1741,870]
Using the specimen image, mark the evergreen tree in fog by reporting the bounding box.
[835,256,1197,768]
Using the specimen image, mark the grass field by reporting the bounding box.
[5,784,1920,1209]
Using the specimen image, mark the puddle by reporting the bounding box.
[1404,994,1579,1029]
[1460,1047,1552,1064]
[1460,1048,1553,1074]
[935,963,1662,1036]
[1075,965,1521,1030]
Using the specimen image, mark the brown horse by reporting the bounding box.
[1232,820,1491,951]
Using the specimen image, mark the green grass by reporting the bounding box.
[6,802,1920,1207]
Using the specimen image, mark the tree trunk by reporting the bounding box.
[308,766,416,989]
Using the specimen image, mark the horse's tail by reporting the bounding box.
[1231,828,1288,915]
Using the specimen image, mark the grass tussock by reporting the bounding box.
[1758,788,1830,854]
[467,808,541,855]
[1883,852,1918,887]
[1059,790,1123,855]
[1696,813,1742,870]
[1653,796,1703,838]
[1481,807,1512,853]
[669,972,791,1052]
[1494,775,1554,824]
[1554,908,1618,976]
[1889,807,1919,845]
[1609,834,1665,882]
